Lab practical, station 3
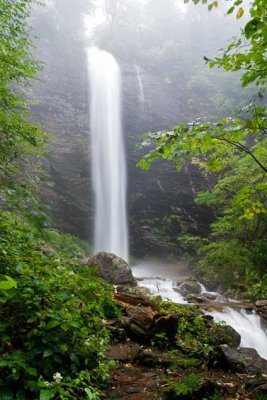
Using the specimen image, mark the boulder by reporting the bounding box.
[105,342,141,361]
[222,347,267,374]
[101,319,127,343]
[86,252,136,285]
[178,280,202,296]
[138,348,172,367]
[117,285,151,296]
[210,325,241,348]
[258,310,267,321]
[255,300,267,320]
[245,376,267,398]
[255,300,267,308]
[186,294,206,303]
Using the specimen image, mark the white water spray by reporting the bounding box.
[87,47,128,261]
[138,278,187,304]
[210,307,267,360]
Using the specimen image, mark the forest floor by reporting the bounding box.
[107,342,261,400]
[104,290,267,400]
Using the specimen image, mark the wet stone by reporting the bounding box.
[105,342,141,361]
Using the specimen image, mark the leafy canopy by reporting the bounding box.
[186,0,267,88]
[138,0,267,293]
[0,0,46,180]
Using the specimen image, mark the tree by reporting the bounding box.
[139,0,266,172]
[0,0,46,181]
[195,0,267,88]
[138,0,267,293]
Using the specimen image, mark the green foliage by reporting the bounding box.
[153,300,215,359]
[247,276,267,300]
[0,211,119,399]
[0,0,47,179]
[204,392,224,400]
[139,110,267,290]
[165,373,201,396]
[138,0,267,294]
[0,1,117,399]
[168,351,201,370]
[187,0,267,88]
[151,332,170,348]
[0,275,17,291]
[256,391,267,400]
[156,299,198,315]
[195,148,267,288]
[176,314,213,358]
[165,370,224,399]
[44,229,92,258]
[138,105,267,173]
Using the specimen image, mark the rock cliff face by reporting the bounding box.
[31,10,212,258]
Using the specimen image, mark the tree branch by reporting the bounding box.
[214,136,267,173]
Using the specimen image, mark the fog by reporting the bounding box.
[30,0,255,258]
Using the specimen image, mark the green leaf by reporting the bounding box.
[244,18,260,38]
[46,320,60,330]
[39,389,56,400]
[236,7,244,19]
[70,320,80,328]
[0,276,17,290]
[85,388,99,400]
[43,349,54,358]
[227,6,235,14]
[26,367,38,377]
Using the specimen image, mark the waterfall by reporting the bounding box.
[134,64,152,121]
[87,47,128,261]
[135,65,145,105]
[210,307,267,360]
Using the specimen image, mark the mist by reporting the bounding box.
[30,0,255,259]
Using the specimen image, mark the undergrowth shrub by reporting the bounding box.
[0,211,119,399]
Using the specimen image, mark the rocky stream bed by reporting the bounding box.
[105,289,267,399]
[86,253,267,399]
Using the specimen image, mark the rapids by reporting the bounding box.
[132,263,267,360]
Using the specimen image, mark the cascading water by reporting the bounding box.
[135,65,145,105]
[87,47,128,261]
[210,307,267,359]
[138,278,187,304]
[132,264,267,360]
[134,64,152,121]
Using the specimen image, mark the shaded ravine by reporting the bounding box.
[131,263,267,360]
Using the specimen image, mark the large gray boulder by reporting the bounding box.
[222,347,267,374]
[86,252,136,286]
[178,280,202,296]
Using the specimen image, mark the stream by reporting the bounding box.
[131,263,267,360]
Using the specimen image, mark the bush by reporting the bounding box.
[0,211,119,399]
